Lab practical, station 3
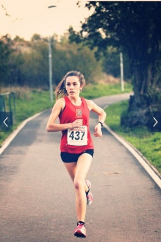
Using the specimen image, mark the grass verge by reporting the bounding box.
[105,100,161,173]
[82,82,132,99]
[0,90,52,147]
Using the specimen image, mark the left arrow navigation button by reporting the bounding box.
[3,117,8,127]
[0,112,13,131]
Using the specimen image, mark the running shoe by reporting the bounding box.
[74,224,86,238]
[85,180,93,206]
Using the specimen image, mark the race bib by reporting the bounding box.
[67,126,87,146]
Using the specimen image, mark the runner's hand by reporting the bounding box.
[71,119,83,128]
[94,124,102,137]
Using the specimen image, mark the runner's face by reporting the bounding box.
[66,76,81,97]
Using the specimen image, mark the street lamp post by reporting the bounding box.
[120,52,124,92]
[48,5,56,103]
[48,35,53,103]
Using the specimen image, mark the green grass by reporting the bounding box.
[15,90,52,122]
[82,82,132,99]
[105,101,161,173]
[0,90,52,147]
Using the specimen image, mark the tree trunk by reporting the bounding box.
[121,59,161,131]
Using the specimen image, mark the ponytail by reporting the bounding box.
[55,75,67,99]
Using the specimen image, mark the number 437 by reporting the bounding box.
[69,131,85,141]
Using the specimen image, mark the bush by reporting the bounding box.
[52,43,102,85]
[2,37,103,88]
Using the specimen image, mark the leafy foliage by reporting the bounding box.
[77,1,161,130]
[0,35,13,87]
[81,1,160,90]
[0,34,102,90]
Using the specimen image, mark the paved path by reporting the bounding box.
[0,93,160,242]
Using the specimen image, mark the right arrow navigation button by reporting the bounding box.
[153,117,158,127]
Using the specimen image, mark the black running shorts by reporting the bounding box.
[60,149,94,163]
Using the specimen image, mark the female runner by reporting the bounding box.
[46,71,106,238]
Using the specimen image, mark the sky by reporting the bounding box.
[0,0,93,40]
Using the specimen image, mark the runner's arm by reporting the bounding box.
[86,100,106,137]
[46,99,69,132]
[46,99,82,132]
[86,100,106,123]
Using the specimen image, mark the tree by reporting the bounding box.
[0,35,13,88]
[76,1,161,130]
[21,41,49,87]
[31,34,42,42]
[4,35,102,89]
[52,42,102,85]
[8,51,24,86]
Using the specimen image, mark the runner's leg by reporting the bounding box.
[63,162,77,182]
[64,162,89,193]
[74,153,92,222]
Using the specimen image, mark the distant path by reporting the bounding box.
[92,92,133,108]
[0,93,160,242]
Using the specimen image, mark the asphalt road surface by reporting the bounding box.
[0,93,160,242]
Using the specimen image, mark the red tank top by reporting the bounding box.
[59,96,94,153]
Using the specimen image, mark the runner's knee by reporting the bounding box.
[74,178,84,191]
